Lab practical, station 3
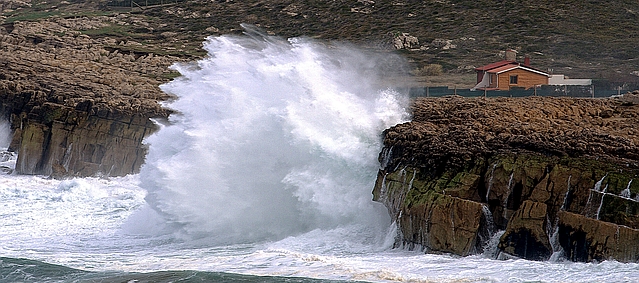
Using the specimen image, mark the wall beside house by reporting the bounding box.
[548,75,592,86]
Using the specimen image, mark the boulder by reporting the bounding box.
[558,211,639,262]
[393,33,419,50]
[499,200,552,261]
[375,167,489,255]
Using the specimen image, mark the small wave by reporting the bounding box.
[0,257,89,283]
[0,257,368,283]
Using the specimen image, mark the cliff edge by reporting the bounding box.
[0,17,174,177]
[374,94,639,262]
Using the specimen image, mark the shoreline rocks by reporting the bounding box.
[374,95,639,262]
[0,16,175,177]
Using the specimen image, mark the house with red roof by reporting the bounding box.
[472,51,550,91]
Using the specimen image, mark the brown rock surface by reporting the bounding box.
[383,96,639,170]
[0,16,176,176]
[558,211,639,262]
[499,200,551,260]
[374,95,639,262]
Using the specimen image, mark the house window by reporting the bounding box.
[510,75,518,84]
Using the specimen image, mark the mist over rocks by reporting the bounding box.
[374,95,639,262]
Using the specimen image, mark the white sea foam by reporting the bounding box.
[3,29,639,283]
[0,119,12,149]
[135,25,410,245]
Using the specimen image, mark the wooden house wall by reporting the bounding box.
[489,74,498,88]
[496,69,548,90]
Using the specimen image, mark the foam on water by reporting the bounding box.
[3,28,639,282]
[0,173,149,270]
[135,25,409,245]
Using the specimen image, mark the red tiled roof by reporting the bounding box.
[475,60,517,71]
[485,64,520,74]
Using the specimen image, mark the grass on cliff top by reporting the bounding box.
[3,10,62,23]
[79,21,206,58]
[80,23,133,38]
[4,10,117,23]
[3,3,116,24]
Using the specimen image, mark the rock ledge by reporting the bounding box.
[375,95,639,262]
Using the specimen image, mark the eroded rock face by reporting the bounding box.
[374,95,639,262]
[0,17,173,177]
[558,211,639,262]
[13,103,156,177]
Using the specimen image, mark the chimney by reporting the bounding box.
[524,56,530,66]
[505,49,517,61]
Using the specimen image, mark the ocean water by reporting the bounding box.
[1,26,639,283]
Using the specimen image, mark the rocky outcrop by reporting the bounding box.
[0,17,174,177]
[374,95,639,262]
[13,103,157,177]
[392,32,419,50]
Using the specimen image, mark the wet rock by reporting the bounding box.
[499,201,552,261]
[374,96,639,262]
[375,167,486,256]
[558,211,639,262]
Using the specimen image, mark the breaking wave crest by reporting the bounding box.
[134,25,410,245]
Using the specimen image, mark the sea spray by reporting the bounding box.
[549,175,572,261]
[621,179,633,198]
[596,184,608,220]
[0,119,11,149]
[135,25,410,245]
[502,172,514,221]
[0,120,15,173]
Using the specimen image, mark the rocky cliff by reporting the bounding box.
[0,17,174,177]
[374,94,639,262]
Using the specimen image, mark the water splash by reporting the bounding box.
[0,120,12,149]
[548,175,573,261]
[583,174,607,218]
[135,26,410,244]
[477,204,495,254]
[483,230,505,259]
[594,174,607,192]
[621,179,633,199]
[548,220,562,261]
[560,175,572,211]
[0,120,15,174]
[502,172,514,221]
[596,184,608,220]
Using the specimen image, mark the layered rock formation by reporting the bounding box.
[0,17,175,177]
[374,94,639,262]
